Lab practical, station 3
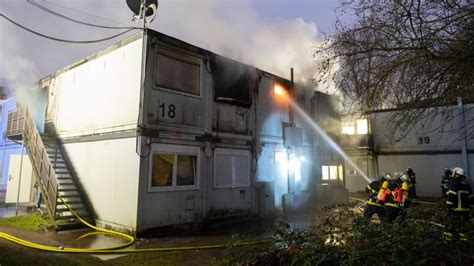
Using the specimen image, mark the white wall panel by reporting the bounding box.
[377,154,464,197]
[64,138,139,229]
[53,39,142,137]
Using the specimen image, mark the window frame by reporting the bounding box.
[148,144,201,192]
[213,148,251,189]
[153,47,203,99]
[321,164,342,183]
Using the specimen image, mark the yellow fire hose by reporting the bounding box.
[0,194,271,253]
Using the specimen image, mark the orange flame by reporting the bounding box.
[273,84,287,97]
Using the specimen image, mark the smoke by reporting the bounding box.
[156,0,320,84]
[0,0,323,94]
[0,20,45,127]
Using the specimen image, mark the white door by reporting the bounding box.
[5,154,34,203]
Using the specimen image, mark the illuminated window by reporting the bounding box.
[274,151,287,164]
[342,126,355,135]
[151,154,174,187]
[356,119,368,135]
[322,165,341,181]
[322,165,329,180]
[149,145,200,192]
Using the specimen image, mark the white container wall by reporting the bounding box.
[46,38,143,138]
[63,138,140,230]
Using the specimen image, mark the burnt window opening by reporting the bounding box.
[211,55,261,107]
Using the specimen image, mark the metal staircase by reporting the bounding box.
[6,106,93,230]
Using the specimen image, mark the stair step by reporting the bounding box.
[57,199,83,205]
[56,203,85,211]
[54,215,81,221]
[56,206,85,212]
[58,188,78,192]
[56,222,87,231]
[55,212,89,220]
[55,169,70,174]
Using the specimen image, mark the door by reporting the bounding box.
[5,154,34,204]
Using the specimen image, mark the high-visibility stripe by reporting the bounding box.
[453,208,471,212]
[385,203,400,208]
[447,190,457,195]
[366,201,383,207]
[458,190,470,194]
[446,201,454,205]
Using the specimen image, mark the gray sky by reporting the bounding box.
[0,0,348,87]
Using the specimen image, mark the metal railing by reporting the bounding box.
[6,106,58,219]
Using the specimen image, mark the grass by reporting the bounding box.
[0,211,52,231]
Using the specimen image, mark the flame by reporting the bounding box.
[273,84,287,97]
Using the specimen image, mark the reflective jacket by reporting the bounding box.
[367,180,383,206]
[446,177,473,212]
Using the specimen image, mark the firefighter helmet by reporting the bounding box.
[400,173,410,182]
[384,173,392,181]
[452,167,465,177]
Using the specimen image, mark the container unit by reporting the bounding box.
[41,34,143,232]
[38,29,339,233]
[342,102,474,197]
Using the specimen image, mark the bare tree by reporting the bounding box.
[317,0,474,141]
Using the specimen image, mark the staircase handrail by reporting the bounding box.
[6,106,58,220]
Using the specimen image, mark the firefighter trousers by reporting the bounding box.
[384,205,401,223]
[363,204,385,220]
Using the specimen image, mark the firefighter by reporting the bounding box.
[406,167,417,200]
[446,167,472,221]
[440,168,452,198]
[363,174,390,220]
[379,172,410,223]
[397,173,411,209]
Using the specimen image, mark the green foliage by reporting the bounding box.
[0,211,52,231]
[222,209,474,265]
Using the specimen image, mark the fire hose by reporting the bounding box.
[0,194,270,253]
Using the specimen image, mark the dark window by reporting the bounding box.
[155,52,200,95]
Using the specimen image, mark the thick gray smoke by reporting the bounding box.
[0,0,322,86]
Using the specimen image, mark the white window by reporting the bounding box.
[274,151,287,164]
[322,165,341,181]
[356,119,368,134]
[342,125,355,135]
[214,148,250,188]
[148,145,200,192]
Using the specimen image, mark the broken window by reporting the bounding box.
[211,55,260,107]
[155,51,200,96]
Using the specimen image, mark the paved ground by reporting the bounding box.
[0,208,273,265]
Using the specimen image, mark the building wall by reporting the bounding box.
[41,36,143,231]
[0,98,25,191]
[45,37,143,138]
[63,137,139,230]
[343,103,473,196]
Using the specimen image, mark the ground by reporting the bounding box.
[1,195,472,265]
[0,212,270,265]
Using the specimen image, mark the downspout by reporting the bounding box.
[457,97,470,180]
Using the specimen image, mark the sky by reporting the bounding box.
[0,0,349,94]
